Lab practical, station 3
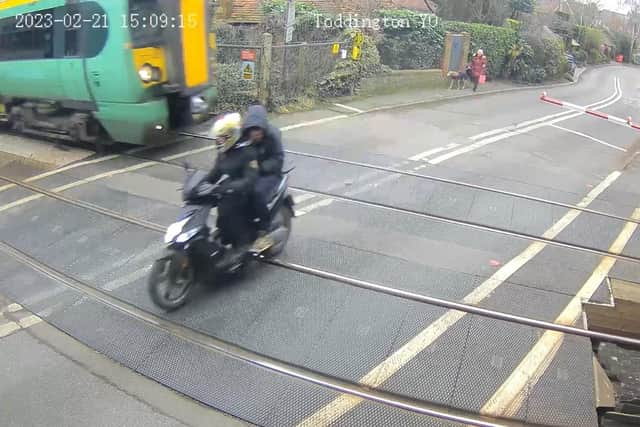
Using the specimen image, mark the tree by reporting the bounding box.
[619,0,640,59]
[510,0,535,18]
[434,0,510,25]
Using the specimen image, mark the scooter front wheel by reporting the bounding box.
[148,250,196,311]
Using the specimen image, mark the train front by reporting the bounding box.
[126,0,216,144]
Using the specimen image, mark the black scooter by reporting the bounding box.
[148,166,294,311]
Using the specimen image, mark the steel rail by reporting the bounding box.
[283,149,640,225]
[292,186,640,265]
[117,150,640,265]
[266,258,640,348]
[176,132,640,225]
[3,174,640,347]
[0,240,534,427]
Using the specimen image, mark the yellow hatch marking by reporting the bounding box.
[297,170,622,426]
[481,207,640,417]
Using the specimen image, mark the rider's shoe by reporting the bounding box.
[219,246,247,271]
[251,231,274,254]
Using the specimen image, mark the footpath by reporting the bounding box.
[0,294,250,427]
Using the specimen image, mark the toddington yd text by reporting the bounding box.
[315,13,439,30]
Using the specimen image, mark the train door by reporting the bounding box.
[54,7,92,106]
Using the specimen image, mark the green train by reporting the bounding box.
[0,0,216,146]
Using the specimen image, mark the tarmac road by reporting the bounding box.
[1,64,640,426]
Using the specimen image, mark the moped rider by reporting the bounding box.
[207,113,259,265]
[241,104,285,252]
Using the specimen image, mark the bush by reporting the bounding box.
[442,21,518,78]
[613,31,632,60]
[504,40,546,83]
[573,26,608,64]
[377,9,444,70]
[526,34,567,79]
[317,30,387,98]
[376,10,518,78]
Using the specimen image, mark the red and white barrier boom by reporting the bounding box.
[540,92,640,131]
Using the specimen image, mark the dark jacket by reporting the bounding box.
[205,142,259,196]
[242,105,284,176]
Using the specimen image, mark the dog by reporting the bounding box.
[447,68,471,90]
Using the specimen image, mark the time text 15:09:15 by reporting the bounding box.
[15,13,199,30]
[120,13,199,29]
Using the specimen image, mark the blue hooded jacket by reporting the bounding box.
[242,105,284,176]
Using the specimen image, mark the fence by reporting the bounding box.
[214,35,351,111]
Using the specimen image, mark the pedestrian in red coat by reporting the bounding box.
[470,49,487,92]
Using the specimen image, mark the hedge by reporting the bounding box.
[376,10,518,78]
[377,9,444,70]
[442,21,517,78]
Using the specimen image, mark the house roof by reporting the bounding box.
[218,0,436,24]
[217,0,263,24]
[390,0,437,12]
[536,0,574,16]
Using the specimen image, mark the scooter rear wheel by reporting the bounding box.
[148,251,195,311]
[265,205,293,257]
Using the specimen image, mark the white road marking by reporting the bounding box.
[0,143,221,214]
[298,170,622,426]
[429,78,622,165]
[0,311,43,338]
[5,303,22,313]
[549,124,627,152]
[281,115,349,131]
[293,193,316,204]
[467,81,621,142]
[18,314,42,328]
[0,320,20,338]
[481,207,640,417]
[294,79,622,219]
[408,143,460,161]
[162,145,216,161]
[468,111,574,141]
[103,265,151,292]
[0,154,120,193]
[333,103,365,114]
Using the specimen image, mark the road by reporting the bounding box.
[1,64,640,426]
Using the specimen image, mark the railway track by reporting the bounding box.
[118,149,640,266]
[2,132,640,425]
[3,171,640,427]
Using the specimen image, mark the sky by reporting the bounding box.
[599,0,630,13]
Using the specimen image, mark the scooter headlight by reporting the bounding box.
[176,228,199,243]
[164,218,190,243]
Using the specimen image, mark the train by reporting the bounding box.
[0,0,217,147]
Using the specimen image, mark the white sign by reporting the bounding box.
[241,61,255,80]
[285,0,295,43]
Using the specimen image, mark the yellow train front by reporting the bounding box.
[0,0,216,146]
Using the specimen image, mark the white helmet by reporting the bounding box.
[211,113,242,152]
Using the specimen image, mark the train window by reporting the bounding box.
[128,0,163,47]
[70,2,108,58]
[65,29,80,57]
[0,2,107,61]
[0,23,54,61]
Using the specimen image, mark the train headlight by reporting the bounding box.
[138,64,161,83]
[138,64,154,83]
